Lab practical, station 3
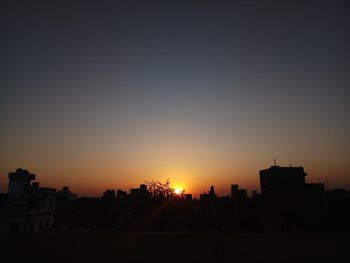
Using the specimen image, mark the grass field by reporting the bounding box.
[1,231,349,263]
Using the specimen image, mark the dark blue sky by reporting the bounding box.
[1,0,349,195]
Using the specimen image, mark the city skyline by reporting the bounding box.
[1,1,349,196]
[0,162,345,198]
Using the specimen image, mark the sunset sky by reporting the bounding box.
[1,1,349,196]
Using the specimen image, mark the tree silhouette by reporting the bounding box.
[146,179,174,199]
[178,189,185,198]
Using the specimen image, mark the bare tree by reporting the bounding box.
[146,179,174,199]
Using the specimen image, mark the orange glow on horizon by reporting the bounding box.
[174,186,183,195]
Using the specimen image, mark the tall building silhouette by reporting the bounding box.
[259,165,326,231]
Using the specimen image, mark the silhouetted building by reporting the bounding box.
[260,166,307,195]
[185,194,192,200]
[231,184,247,200]
[57,186,77,200]
[116,189,128,200]
[8,168,36,194]
[102,189,116,200]
[130,184,150,200]
[0,168,56,233]
[200,186,217,201]
[303,183,327,225]
[259,165,326,232]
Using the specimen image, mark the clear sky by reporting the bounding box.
[1,0,349,196]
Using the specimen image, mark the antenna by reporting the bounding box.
[325,176,329,190]
[273,158,276,166]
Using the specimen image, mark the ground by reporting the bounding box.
[1,231,349,262]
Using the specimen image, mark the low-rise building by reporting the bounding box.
[0,168,56,233]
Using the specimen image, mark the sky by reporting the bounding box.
[1,0,349,196]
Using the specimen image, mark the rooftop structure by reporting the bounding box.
[0,168,56,234]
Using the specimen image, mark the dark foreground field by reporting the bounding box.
[1,231,349,263]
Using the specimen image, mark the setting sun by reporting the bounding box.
[174,187,183,195]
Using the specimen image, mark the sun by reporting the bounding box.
[174,187,183,195]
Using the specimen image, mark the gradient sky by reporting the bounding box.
[1,0,349,196]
